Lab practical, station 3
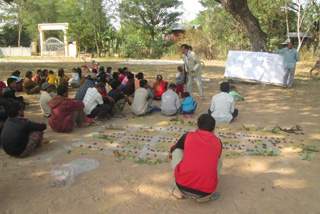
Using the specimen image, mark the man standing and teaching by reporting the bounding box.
[181,44,204,99]
[273,41,300,88]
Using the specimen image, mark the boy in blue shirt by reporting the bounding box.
[181,92,197,118]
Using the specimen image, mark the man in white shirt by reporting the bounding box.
[209,82,238,124]
[131,80,153,116]
[181,44,204,100]
[83,82,113,123]
[161,83,180,116]
[39,82,54,117]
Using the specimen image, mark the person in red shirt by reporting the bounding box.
[153,75,167,100]
[32,69,42,85]
[49,85,89,133]
[168,114,222,202]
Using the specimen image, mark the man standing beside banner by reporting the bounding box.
[273,41,300,88]
[180,44,204,100]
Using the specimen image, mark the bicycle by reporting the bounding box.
[310,61,320,80]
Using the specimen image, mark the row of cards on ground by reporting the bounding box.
[70,124,308,162]
[225,51,285,85]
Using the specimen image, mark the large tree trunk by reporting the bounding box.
[215,0,268,51]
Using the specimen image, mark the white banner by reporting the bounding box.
[224,51,284,85]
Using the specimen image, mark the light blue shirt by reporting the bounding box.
[273,47,300,68]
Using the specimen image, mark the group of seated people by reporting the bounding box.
[0,64,243,159]
[0,64,246,203]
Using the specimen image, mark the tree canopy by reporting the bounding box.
[0,0,319,59]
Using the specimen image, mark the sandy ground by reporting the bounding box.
[0,59,320,214]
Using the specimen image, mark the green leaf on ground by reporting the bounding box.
[299,152,314,161]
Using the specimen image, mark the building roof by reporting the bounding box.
[288,32,311,38]
[172,25,186,31]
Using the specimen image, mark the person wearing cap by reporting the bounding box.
[153,75,167,100]
[11,70,24,92]
[168,114,222,202]
[83,82,114,124]
[161,83,180,116]
[75,73,97,101]
[39,82,54,117]
[49,85,89,132]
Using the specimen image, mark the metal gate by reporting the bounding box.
[43,37,65,56]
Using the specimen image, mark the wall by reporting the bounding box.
[0,47,32,57]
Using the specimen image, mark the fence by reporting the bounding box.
[0,46,32,57]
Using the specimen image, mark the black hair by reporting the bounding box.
[177,66,183,71]
[169,83,176,89]
[189,46,193,51]
[289,40,294,45]
[127,72,134,80]
[76,67,82,79]
[25,71,32,78]
[183,92,190,97]
[111,79,121,89]
[7,78,16,86]
[99,66,105,73]
[41,69,48,77]
[228,79,234,84]
[156,75,163,81]
[92,69,98,74]
[49,70,54,74]
[12,70,21,77]
[58,68,64,77]
[5,101,22,117]
[231,86,236,90]
[118,68,124,74]
[140,79,148,88]
[136,72,144,80]
[181,44,189,49]
[96,82,105,89]
[112,72,119,80]
[197,114,216,132]
[107,67,112,73]
[220,82,230,93]
[36,69,42,74]
[123,67,128,73]
[57,85,68,96]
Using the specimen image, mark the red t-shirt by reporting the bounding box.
[174,130,222,194]
[153,80,166,99]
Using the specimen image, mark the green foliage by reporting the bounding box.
[0,24,31,46]
[118,0,182,58]
[120,34,148,58]
[299,152,314,161]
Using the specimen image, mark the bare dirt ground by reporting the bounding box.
[0,59,320,214]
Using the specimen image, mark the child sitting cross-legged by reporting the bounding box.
[108,80,132,118]
[181,92,197,118]
[229,86,244,102]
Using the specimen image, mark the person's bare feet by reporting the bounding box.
[42,138,50,145]
[172,189,184,199]
[79,122,91,128]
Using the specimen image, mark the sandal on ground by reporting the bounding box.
[167,186,184,199]
[195,192,220,203]
[91,120,104,126]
